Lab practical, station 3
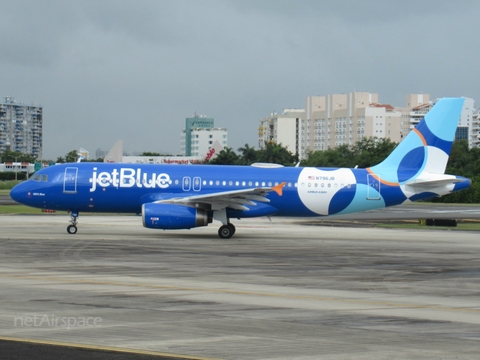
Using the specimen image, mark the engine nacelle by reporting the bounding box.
[142,203,210,230]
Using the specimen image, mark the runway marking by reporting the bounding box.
[1,273,480,315]
[0,336,221,360]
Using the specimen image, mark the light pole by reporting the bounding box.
[14,156,18,181]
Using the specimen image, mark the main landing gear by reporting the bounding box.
[218,223,236,239]
[67,211,79,234]
[214,209,236,239]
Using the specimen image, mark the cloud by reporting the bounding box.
[1,0,479,159]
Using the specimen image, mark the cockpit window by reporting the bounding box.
[42,174,48,182]
[32,174,41,181]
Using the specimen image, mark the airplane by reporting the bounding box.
[10,98,471,239]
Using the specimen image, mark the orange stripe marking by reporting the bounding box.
[366,168,399,187]
[413,128,427,146]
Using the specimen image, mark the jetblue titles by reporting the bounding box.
[89,167,172,192]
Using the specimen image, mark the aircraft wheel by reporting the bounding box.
[67,225,78,234]
[218,224,234,239]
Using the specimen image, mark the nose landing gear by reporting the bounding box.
[67,211,78,234]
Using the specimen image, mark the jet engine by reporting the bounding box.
[142,203,210,230]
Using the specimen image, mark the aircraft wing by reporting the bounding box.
[157,182,286,211]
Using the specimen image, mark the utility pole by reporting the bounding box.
[14,156,18,181]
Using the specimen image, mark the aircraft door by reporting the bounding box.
[367,174,381,200]
[182,177,191,191]
[193,177,201,191]
[64,167,78,194]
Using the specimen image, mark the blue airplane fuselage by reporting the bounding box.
[9,98,472,238]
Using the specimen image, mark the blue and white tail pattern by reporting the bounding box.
[369,98,465,184]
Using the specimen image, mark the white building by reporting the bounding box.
[258,109,304,156]
[0,96,43,158]
[265,92,480,160]
[301,92,406,159]
[181,127,227,158]
[456,97,475,148]
[472,110,480,148]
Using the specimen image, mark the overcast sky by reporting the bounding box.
[1,0,479,159]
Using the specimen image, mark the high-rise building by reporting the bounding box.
[301,92,407,159]
[472,110,480,148]
[0,96,43,158]
[455,97,475,147]
[181,114,214,156]
[258,109,304,156]
[180,114,227,157]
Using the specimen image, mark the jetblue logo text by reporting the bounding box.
[89,167,172,192]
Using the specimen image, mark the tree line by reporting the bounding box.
[431,140,480,203]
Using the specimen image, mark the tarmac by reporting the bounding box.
[1,206,480,359]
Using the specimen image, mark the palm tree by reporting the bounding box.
[237,143,258,165]
[258,142,296,166]
[209,147,239,165]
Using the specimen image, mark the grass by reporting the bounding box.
[0,204,65,215]
[377,222,480,231]
[0,181,20,191]
[0,204,133,216]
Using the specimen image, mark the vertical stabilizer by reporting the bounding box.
[368,98,464,184]
[104,140,123,163]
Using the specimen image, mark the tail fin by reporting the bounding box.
[368,98,464,184]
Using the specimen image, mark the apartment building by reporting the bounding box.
[261,92,477,160]
[0,96,42,158]
[258,109,304,156]
[301,92,410,159]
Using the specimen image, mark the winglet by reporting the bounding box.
[272,182,286,196]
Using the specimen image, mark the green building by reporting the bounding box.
[182,114,214,156]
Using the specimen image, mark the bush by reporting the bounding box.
[0,172,27,181]
[0,180,21,190]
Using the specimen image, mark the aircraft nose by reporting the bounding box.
[10,182,28,204]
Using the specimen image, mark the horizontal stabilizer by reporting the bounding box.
[405,174,462,188]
